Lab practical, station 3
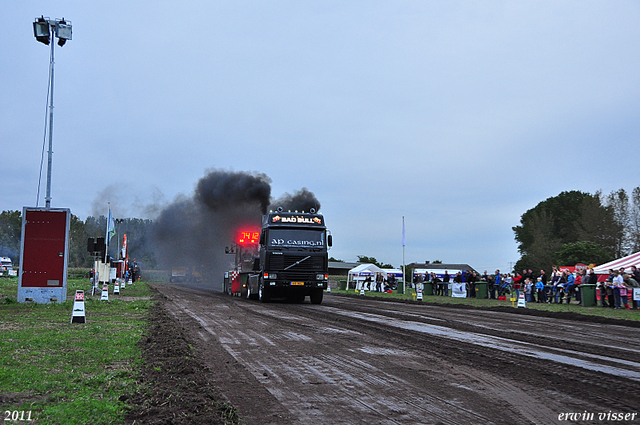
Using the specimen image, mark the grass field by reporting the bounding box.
[2,275,638,424]
[0,277,151,424]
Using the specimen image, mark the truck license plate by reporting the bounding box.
[291,281,304,285]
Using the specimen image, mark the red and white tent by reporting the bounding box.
[592,251,640,275]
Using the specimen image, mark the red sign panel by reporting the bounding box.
[20,209,69,287]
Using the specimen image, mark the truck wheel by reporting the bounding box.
[248,286,259,300]
[310,289,323,305]
[259,285,271,303]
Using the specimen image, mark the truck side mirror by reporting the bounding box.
[328,235,332,247]
[252,257,261,271]
[259,231,265,245]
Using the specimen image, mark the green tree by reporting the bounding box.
[68,213,91,267]
[554,241,613,266]
[630,187,640,252]
[357,255,393,269]
[603,188,632,257]
[513,190,617,272]
[575,193,622,258]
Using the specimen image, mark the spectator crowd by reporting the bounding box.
[412,266,640,309]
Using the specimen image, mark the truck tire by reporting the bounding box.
[310,289,323,304]
[259,285,271,303]
[248,287,259,300]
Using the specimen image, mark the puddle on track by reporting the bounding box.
[328,307,640,382]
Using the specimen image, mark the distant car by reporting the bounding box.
[0,257,14,276]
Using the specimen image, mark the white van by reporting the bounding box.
[1,257,14,276]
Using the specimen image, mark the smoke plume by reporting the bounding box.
[269,187,321,213]
[151,169,321,283]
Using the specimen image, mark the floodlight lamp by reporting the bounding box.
[55,19,72,46]
[33,17,50,45]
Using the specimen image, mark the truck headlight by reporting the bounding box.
[316,274,327,280]
[264,273,277,279]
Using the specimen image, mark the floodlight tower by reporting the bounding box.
[33,16,72,209]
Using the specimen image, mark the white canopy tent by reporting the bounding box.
[592,251,640,275]
[347,264,385,290]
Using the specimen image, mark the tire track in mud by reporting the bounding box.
[154,284,640,424]
[190,305,500,423]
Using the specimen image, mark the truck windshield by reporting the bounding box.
[268,229,325,248]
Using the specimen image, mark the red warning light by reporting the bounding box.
[237,230,260,245]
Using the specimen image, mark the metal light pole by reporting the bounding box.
[33,16,72,209]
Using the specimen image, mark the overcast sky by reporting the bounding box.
[2,1,639,272]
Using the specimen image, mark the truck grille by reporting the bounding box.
[268,254,325,280]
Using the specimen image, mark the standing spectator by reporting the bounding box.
[524,278,533,302]
[540,269,548,285]
[486,273,494,299]
[553,271,567,304]
[492,270,500,300]
[620,274,631,310]
[431,273,442,296]
[512,272,523,300]
[453,272,463,297]
[503,273,513,297]
[596,278,607,307]
[585,267,598,305]
[539,270,548,303]
[632,265,640,284]
[465,271,476,298]
[568,270,582,304]
[480,270,489,299]
[612,270,624,308]
[443,271,450,297]
[375,272,384,292]
[535,277,545,303]
[549,269,561,303]
[605,269,616,308]
[564,271,576,303]
[414,272,422,288]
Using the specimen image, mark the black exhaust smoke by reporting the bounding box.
[269,187,321,213]
[195,169,272,215]
[152,169,320,283]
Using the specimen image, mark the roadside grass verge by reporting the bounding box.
[0,277,151,424]
[329,286,640,321]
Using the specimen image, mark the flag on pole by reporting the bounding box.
[121,234,127,260]
[106,208,115,242]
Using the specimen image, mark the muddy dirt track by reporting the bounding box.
[145,282,640,425]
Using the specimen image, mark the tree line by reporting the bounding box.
[2,188,638,273]
[0,211,156,269]
[513,188,640,273]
